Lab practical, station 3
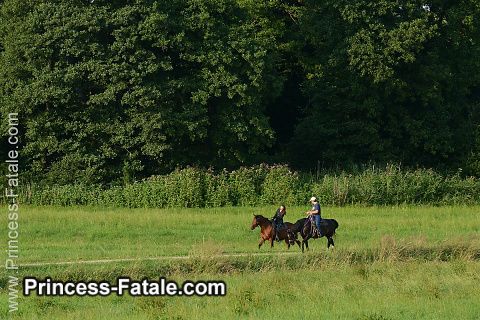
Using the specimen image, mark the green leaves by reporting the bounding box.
[288,0,480,170]
[0,0,479,184]
[0,0,283,184]
[348,18,438,83]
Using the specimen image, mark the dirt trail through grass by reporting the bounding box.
[20,251,302,267]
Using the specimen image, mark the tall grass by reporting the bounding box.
[2,259,480,319]
[8,164,480,207]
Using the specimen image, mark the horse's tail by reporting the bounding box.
[332,219,339,234]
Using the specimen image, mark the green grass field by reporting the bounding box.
[1,206,479,319]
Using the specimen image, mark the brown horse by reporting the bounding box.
[250,214,301,249]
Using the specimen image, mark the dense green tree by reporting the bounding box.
[1,0,479,185]
[289,0,480,170]
[0,0,284,184]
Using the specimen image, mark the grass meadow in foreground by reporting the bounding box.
[1,205,479,319]
[2,259,480,320]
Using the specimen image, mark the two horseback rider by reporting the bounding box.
[252,197,338,251]
[272,198,322,240]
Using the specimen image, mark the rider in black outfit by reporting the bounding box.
[272,205,287,241]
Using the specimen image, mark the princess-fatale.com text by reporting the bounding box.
[23,277,226,297]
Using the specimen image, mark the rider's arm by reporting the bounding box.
[272,210,279,220]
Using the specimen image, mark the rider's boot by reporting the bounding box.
[316,225,322,237]
[288,231,295,244]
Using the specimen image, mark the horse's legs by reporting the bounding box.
[302,235,310,253]
[258,238,265,249]
[270,237,274,248]
[295,240,301,248]
[284,233,291,249]
[327,236,335,249]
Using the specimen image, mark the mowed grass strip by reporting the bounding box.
[6,206,479,263]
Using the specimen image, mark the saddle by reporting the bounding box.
[305,216,322,238]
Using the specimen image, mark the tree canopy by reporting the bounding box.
[1,0,479,185]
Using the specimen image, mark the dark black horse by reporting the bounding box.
[291,217,339,252]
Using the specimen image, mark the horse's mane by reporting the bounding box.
[254,214,271,224]
[291,218,307,233]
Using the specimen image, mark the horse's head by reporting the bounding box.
[251,214,269,230]
[250,214,259,230]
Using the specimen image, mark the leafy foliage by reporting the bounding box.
[0,0,479,184]
[11,165,480,207]
[0,0,282,184]
[288,0,480,170]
